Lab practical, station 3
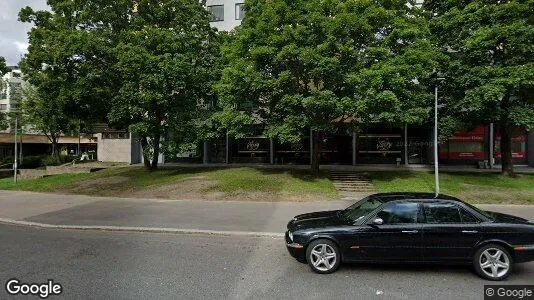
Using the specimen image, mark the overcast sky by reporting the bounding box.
[1,0,48,66]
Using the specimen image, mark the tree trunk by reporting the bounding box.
[499,124,515,177]
[51,136,60,159]
[311,131,321,176]
[151,132,161,171]
[499,92,515,177]
[140,136,152,170]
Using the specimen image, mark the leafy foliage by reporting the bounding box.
[0,57,8,75]
[217,0,437,173]
[0,56,8,131]
[21,86,71,156]
[108,0,220,169]
[425,0,534,175]
[19,1,220,169]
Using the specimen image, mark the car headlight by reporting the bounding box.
[288,231,293,241]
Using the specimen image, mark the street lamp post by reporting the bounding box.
[434,77,445,197]
[14,115,18,183]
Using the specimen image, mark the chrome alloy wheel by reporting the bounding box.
[479,248,510,279]
[310,244,337,272]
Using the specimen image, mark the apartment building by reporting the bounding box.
[0,68,97,162]
[206,0,245,31]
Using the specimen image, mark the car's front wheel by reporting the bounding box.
[473,244,513,281]
[306,239,341,274]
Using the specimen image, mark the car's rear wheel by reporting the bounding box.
[473,244,513,281]
[306,239,341,274]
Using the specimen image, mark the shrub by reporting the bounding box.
[19,156,44,169]
[1,156,14,167]
[42,155,61,166]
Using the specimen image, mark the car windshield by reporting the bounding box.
[339,196,384,223]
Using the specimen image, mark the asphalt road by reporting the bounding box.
[0,224,533,300]
[3,191,534,234]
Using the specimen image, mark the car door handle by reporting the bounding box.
[462,230,478,234]
[402,230,418,233]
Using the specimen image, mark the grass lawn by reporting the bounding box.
[369,171,534,204]
[0,167,337,202]
[1,167,532,204]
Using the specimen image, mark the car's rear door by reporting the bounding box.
[346,201,423,262]
[421,201,483,262]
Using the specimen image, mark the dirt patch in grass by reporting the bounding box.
[69,176,130,194]
[127,180,333,202]
[129,177,219,200]
[0,167,338,201]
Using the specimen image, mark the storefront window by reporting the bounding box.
[494,129,527,162]
[357,134,403,164]
[275,137,310,165]
[439,125,486,162]
[232,137,270,163]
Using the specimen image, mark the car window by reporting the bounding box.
[423,202,461,223]
[340,196,384,223]
[460,208,480,223]
[462,201,494,220]
[376,202,419,224]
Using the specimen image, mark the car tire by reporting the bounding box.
[473,244,513,281]
[296,257,307,264]
[306,239,341,274]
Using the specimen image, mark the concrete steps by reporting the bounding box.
[330,171,376,198]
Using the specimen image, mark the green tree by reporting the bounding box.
[19,1,135,142]
[425,0,534,176]
[22,86,71,157]
[109,0,219,170]
[217,0,436,174]
[0,57,8,75]
[0,56,8,131]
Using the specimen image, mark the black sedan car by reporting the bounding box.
[285,193,534,280]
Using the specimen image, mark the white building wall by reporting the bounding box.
[206,0,243,31]
[0,70,24,112]
[0,69,38,134]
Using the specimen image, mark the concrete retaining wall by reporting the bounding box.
[96,133,132,163]
[18,167,93,180]
[0,169,12,179]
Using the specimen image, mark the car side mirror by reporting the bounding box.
[372,218,384,225]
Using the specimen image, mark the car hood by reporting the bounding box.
[486,211,529,224]
[288,210,346,231]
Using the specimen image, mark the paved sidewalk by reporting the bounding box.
[0,191,533,234]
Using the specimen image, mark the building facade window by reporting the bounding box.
[0,104,7,111]
[208,5,224,22]
[102,132,130,139]
[235,3,245,20]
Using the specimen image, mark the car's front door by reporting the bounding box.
[421,201,483,262]
[346,201,423,262]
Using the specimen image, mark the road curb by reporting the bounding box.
[0,218,285,238]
